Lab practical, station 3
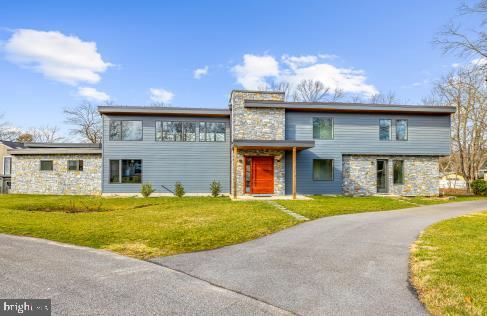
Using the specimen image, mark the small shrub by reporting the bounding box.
[174,182,185,198]
[471,179,487,196]
[210,180,221,197]
[141,183,155,197]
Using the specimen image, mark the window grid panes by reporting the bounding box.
[396,119,408,141]
[379,119,392,141]
[393,160,404,184]
[199,122,225,142]
[109,120,143,141]
[313,159,333,181]
[313,117,334,140]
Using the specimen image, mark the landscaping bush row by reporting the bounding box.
[470,179,487,196]
[140,180,222,198]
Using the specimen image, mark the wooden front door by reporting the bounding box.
[251,157,274,194]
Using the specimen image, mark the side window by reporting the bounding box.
[3,157,11,175]
[40,160,53,171]
[313,159,333,181]
[379,119,392,141]
[109,121,122,141]
[109,160,142,183]
[109,120,143,141]
[313,117,334,140]
[68,160,83,171]
[199,122,226,142]
[393,160,404,184]
[396,119,408,141]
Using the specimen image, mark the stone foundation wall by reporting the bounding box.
[235,150,285,196]
[342,155,439,196]
[11,154,102,195]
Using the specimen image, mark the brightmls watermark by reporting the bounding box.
[0,299,50,316]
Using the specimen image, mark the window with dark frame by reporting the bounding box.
[379,119,392,140]
[3,157,11,175]
[156,121,197,142]
[109,159,142,184]
[393,160,404,184]
[396,119,408,141]
[313,117,334,140]
[40,160,53,171]
[199,122,225,142]
[313,159,333,181]
[67,160,83,171]
[109,120,143,141]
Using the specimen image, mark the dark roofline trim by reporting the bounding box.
[98,106,230,117]
[244,100,456,115]
[8,148,102,155]
[342,153,445,156]
[23,143,101,148]
[233,139,315,150]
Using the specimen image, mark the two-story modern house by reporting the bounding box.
[98,90,455,198]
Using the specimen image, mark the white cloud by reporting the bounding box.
[471,57,487,66]
[232,54,377,96]
[451,63,461,68]
[231,54,279,90]
[3,29,111,85]
[77,87,110,102]
[150,88,174,103]
[193,66,209,79]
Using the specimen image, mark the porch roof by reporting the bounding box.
[233,139,315,151]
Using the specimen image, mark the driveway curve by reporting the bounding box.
[153,200,487,315]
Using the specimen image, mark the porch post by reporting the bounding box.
[233,145,238,199]
[292,146,297,200]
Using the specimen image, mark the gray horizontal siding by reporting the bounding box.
[285,112,451,194]
[102,115,230,194]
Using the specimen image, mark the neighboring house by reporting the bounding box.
[479,162,487,180]
[8,143,102,195]
[98,90,455,197]
[0,140,24,194]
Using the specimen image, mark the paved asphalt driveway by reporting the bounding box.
[1,200,487,315]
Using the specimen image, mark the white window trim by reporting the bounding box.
[3,156,12,175]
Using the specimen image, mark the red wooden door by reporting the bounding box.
[251,157,274,194]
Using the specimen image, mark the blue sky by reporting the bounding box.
[0,0,478,135]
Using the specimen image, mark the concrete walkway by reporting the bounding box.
[1,200,486,315]
[153,200,487,315]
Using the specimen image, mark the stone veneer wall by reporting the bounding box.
[230,91,286,197]
[11,154,102,195]
[235,150,285,196]
[342,155,439,196]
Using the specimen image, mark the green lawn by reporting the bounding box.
[0,195,297,259]
[410,211,487,316]
[278,195,487,220]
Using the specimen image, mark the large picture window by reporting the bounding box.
[199,122,225,142]
[393,160,404,184]
[3,157,11,175]
[313,117,334,140]
[156,121,196,141]
[109,120,143,141]
[109,159,142,183]
[396,119,408,141]
[379,119,392,141]
[313,159,333,181]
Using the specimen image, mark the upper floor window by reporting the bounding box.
[396,119,408,141]
[199,122,226,142]
[109,120,143,141]
[40,160,53,171]
[3,157,11,175]
[313,117,334,140]
[156,121,196,142]
[379,119,392,141]
[68,160,83,171]
[313,159,333,181]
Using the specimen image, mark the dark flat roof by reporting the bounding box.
[23,143,101,148]
[233,139,315,151]
[0,140,24,149]
[9,143,101,155]
[98,106,230,117]
[244,100,456,115]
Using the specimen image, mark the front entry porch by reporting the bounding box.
[232,140,315,200]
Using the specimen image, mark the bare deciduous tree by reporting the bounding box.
[0,114,22,141]
[28,126,64,143]
[433,0,487,72]
[368,91,398,104]
[64,102,102,143]
[430,66,487,189]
